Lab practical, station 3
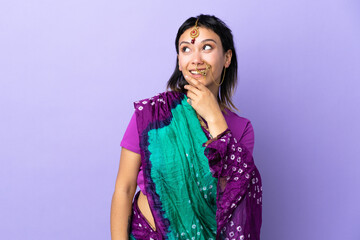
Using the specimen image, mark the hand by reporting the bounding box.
[183,75,223,124]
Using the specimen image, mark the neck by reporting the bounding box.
[208,84,220,99]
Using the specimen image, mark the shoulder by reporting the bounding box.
[224,109,252,128]
[133,91,184,111]
[132,91,186,131]
[223,109,254,139]
[224,109,255,153]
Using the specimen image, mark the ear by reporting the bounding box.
[224,49,232,68]
[177,54,182,71]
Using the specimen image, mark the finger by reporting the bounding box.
[184,84,201,96]
[186,91,197,102]
[187,98,192,105]
[184,74,200,88]
[184,75,206,90]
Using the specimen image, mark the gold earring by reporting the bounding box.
[214,67,226,86]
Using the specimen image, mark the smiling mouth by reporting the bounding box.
[190,69,207,76]
[189,64,211,76]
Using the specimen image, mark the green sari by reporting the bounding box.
[131,91,262,240]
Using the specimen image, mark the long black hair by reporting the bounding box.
[167,14,238,111]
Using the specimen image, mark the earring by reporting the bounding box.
[214,67,226,86]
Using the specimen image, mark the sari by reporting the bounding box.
[130,91,262,240]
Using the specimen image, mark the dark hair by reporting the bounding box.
[167,14,238,111]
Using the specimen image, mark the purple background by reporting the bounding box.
[1,0,359,239]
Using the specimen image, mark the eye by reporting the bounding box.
[203,44,212,51]
[181,46,190,53]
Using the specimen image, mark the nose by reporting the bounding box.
[192,50,203,66]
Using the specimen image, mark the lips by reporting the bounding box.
[189,69,207,75]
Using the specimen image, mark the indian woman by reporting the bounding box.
[110,14,262,240]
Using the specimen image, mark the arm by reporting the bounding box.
[204,130,262,240]
[110,147,141,240]
[183,75,228,137]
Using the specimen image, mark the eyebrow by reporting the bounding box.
[179,39,217,46]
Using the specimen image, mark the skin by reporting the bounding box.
[110,26,233,240]
[179,26,232,136]
[110,148,141,240]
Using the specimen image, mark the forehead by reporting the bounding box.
[179,26,221,43]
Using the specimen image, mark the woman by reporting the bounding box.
[111,14,262,240]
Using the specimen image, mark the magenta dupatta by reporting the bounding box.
[131,91,262,240]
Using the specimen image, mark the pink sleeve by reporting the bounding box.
[120,112,140,154]
[239,121,255,155]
